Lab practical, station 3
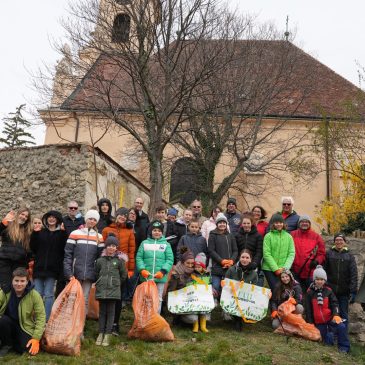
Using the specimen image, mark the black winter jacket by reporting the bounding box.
[208,229,238,277]
[97,198,114,232]
[134,210,149,248]
[62,215,85,236]
[324,246,358,296]
[235,226,263,269]
[225,262,258,284]
[166,219,188,263]
[30,227,68,279]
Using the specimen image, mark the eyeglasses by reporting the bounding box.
[282,203,292,206]
[68,207,78,210]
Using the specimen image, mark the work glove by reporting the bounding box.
[154,271,164,279]
[140,270,151,279]
[288,297,297,305]
[26,339,40,355]
[221,259,230,267]
[350,292,357,304]
[221,280,226,287]
[309,259,319,269]
[332,315,342,324]
[274,268,283,276]
[226,260,234,267]
[2,210,15,225]
[128,270,134,278]
[271,310,278,319]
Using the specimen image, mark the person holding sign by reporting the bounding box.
[222,249,258,331]
[262,214,295,291]
[208,213,238,302]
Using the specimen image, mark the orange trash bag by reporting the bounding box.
[274,299,321,341]
[41,277,85,356]
[128,281,174,342]
[87,284,99,320]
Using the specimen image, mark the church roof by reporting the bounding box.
[60,40,363,119]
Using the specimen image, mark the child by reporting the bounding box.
[32,217,43,231]
[95,234,127,346]
[136,220,174,313]
[167,208,178,223]
[271,269,303,329]
[262,214,295,291]
[208,213,238,300]
[223,249,258,331]
[0,267,46,357]
[176,219,208,262]
[306,265,350,353]
[324,233,358,325]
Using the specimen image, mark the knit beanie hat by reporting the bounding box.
[180,246,194,263]
[115,207,129,217]
[194,252,207,268]
[271,213,285,224]
[298,215,311,224]
[227,197,237,207]
[334,233,347,242]
[105,233,119,247]
[85,209,100,223]
[167,207,178,216]
[150,220,164,232]
[215,212,228,224]
[281,268,295,282]
[313,265,327,281]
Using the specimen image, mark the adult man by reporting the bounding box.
[134,197,150,249]
[291,215,326,290]
[269,196,300,233]
[166,208,193,263]
[190,199,207,226]
[0,267,46,357]
[62,200,85,236]
[224,197,241,235]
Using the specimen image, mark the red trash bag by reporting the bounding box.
[41,277,85,355]
[87,284,99,320]
[128,281,174,342]
[274,299,321,342]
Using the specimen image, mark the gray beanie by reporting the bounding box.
[313,265,327,281]
[116,207,129,217]
[215,213,228,224]
[298,215,311,224]
[105,233,119,247]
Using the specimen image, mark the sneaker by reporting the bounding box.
[95,333,103,346]
[102,334,110,347]
[0,345,12,357]
[111,324,120,336]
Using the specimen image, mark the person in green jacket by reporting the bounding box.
[136,220,174,313]
[0,267,46,357]
[262,214,295,291]
[95,234,127,347]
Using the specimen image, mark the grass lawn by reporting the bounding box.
[3,307,365,365]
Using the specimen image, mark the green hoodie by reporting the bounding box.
[136,236,174,283]
[0,286,46,340]
[262,229,295,272]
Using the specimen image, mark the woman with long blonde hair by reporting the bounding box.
[0,208,33,292]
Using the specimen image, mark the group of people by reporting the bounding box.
[0,195,363,356]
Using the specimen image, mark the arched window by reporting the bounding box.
[112,14,131,43]
[169,158,204,206]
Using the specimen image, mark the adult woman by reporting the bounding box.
[30,210,67,320]
[201,206,223,240]
[252,205,269,238]
[262,214,295,291]
[0,208,33,292]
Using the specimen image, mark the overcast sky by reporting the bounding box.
[1,0,364,144]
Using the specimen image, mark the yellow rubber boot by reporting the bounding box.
[192,320,199,333]
[199,315,209,333]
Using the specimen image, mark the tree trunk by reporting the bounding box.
[148,155,163,217]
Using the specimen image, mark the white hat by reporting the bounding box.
[215,213,228,224]
[85,209,100,223]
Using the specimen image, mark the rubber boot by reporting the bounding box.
[192,320,199,333]
[199,315,209,333]
[95,333,104,346]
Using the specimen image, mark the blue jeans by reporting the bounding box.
[337,295,349,328]
[316,321,350,353]
[211,275,224,297]
[263,270,279,292]
[34,277,55,321]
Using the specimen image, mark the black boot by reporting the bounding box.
[234,319,243,332]
[0,345,12,357]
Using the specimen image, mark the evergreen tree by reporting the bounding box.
[0,104,35,147]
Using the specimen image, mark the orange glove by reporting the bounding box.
[128,270,134,278]
[2,210,15,226]
[288,297,297,305]
[154,271,164,279]
[332,315,342,324]
[271,310,278,319]
[221,259,229,267]
[226,260,234,267]
[140,270,151,279]
[221,280,226,287]
[274,268,283,276]
[26,339,40,355]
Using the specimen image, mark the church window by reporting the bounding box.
[112,14,131,43]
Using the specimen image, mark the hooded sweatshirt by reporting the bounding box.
[97,198,115,232]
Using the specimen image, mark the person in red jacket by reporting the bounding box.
[291,215,325,291]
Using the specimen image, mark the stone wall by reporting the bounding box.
[0,143,150,218]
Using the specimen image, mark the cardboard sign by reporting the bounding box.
[168,284,215,314]
[220,278,271,322]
